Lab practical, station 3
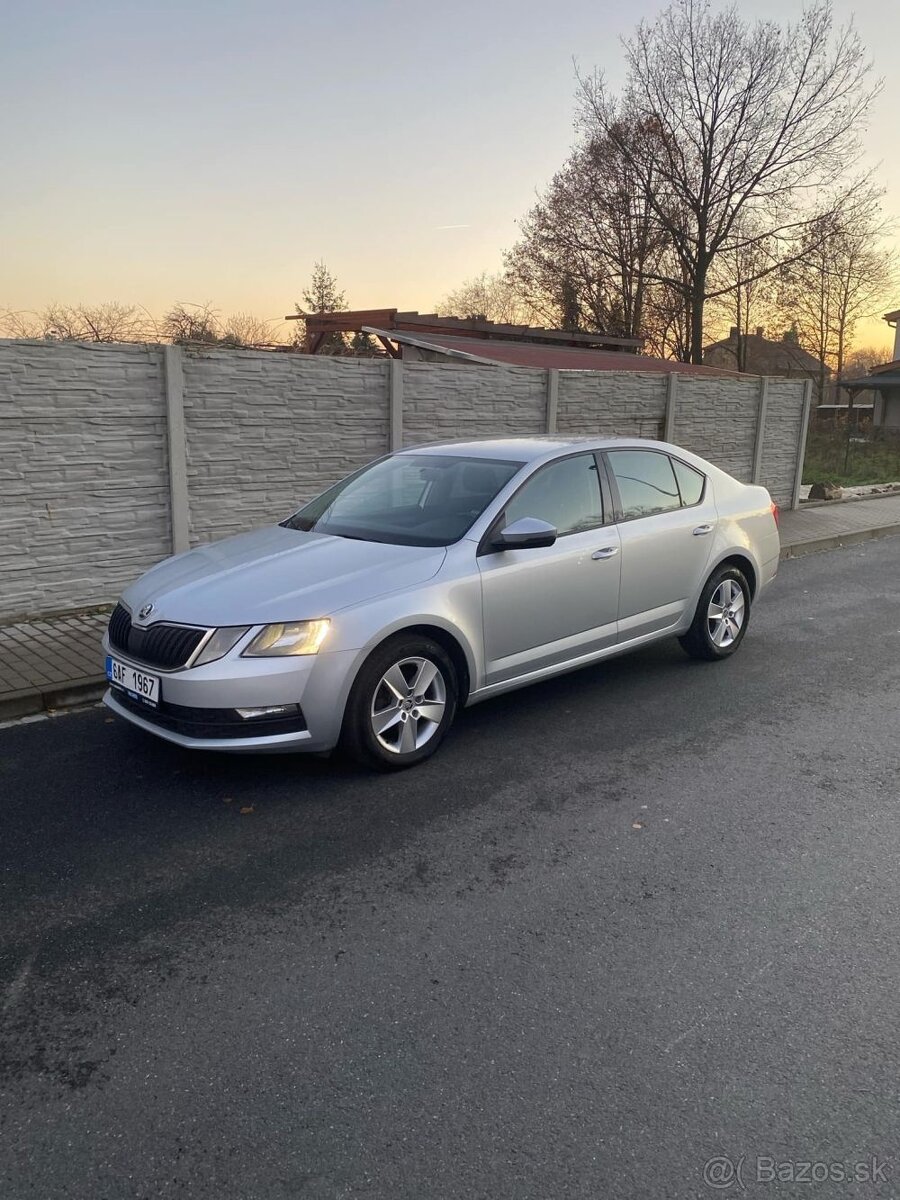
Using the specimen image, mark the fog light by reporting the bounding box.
[235,703,301,720]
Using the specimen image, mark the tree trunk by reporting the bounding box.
[688,288,705,364]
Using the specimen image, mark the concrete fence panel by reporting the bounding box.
[761,379,809,509]
[0,341,171,617]
[557,371,669,438]
[670,375,760,487]
[182,350,391,544]
[402,362,547,445]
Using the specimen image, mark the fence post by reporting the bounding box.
[790,379,813,510]
[389,358,404,451]
[752,376,769,484]
[163,345,191,553]
[663,372,678,442]
[546,368,559,433]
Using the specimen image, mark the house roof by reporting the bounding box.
[704,330,826,374]
[364,327,743,376]
[840,372,900,391]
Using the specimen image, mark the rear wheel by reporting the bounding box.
[341,634,458,770]
[679,565,751,661]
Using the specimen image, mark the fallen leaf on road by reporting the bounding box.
[240,806,254,815]
[223,797,233,804]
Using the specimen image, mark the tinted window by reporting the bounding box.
[672,457,705,506]
[283,454,523,547]
[608,450,681,520]
[503,453,604,536]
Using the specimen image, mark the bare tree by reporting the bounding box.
[578,1,880,362]
[777,190,897,395]
[0,308,42,338]
[843,345,890,376]
[437,272,533,325]
[642,279,692,360]
[708,221,783,369]
[161,302,221,345]
[505,115,670,340]
[219,312,282,347]
[2,301,155,342]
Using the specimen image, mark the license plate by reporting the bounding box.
[106,655,159,706]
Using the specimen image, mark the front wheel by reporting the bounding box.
[679,565,751,661]
[341,634,458,770]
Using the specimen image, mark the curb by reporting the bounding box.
[780,523,900,560]
[0,677,106,722]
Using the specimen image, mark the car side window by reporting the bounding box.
[502,453,604,536]
[671,457,705,506]
[607,450,681,520]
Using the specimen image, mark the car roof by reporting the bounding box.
[395,435,687,465]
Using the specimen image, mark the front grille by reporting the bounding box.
[110,689,307,740]
[108,603,207,670]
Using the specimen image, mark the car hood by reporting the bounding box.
[121,526,447,627]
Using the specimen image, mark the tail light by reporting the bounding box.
[770,501,780,527]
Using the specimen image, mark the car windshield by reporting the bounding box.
[282,453,525,547]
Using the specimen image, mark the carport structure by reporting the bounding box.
[284,308,644,358]
[839,361,900,430]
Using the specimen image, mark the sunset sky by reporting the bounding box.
[2,0,898,351]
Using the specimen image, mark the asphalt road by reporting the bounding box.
[2,539,900,1200]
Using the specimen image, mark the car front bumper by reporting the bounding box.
[102,633,361,753]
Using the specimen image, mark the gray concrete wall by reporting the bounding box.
[761,380,807,502]
[557,370,668,439]
[0,340,808,619]
[181,349,390,543]
[0,340,171,618]
[668,375,760,485]
[402,362,547,444]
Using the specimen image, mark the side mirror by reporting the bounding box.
[494,516,558,550]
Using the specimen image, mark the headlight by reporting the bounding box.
[193,626,251,666]
[242,619,330,657]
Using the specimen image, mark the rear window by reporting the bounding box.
[607,450,681,520]
[672,458,705,506]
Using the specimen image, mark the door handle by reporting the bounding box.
[692,524,713,536]
[591,547,619,560]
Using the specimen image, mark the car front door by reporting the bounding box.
[604,448,717,642]
[477,452,621,686]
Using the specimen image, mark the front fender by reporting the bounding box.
[319,573,485,730]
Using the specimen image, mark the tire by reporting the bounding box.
[341,634,458,771]
[679,564,751,661]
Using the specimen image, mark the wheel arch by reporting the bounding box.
[399,623,472,704]
[713,552,758,599]
[341,619,475,720]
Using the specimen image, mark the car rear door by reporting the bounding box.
[477,452,621,686]
[603,448,717,642]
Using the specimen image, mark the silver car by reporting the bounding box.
[103,437,780,769]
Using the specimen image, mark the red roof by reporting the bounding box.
[367,328,743,376]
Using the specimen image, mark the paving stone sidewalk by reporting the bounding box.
[0,613,110,720]
[2,493,899,721]
[779,491,900,555]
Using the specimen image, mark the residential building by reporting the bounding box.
[704,326,829,395]
[838,309,900,430]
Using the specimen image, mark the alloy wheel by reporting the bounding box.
[370,656,447,755]
[707,578,746,648]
